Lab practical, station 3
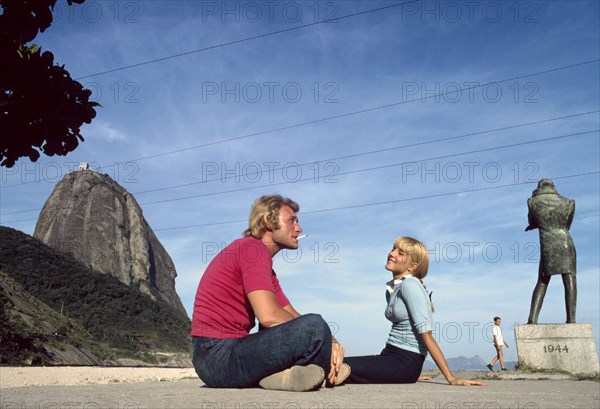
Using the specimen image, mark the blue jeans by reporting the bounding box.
[192,313,332,388]
[344,343,425,384]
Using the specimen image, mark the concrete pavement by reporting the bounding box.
[1,372,599,409]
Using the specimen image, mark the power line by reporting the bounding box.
[75,1,421,80]
[302,172,600,216]
[3,119,596,215]
[1,217,38,224]
[4,129,596,222]
[100,59,600,166]
[129,110,599,195]
[3,126,598,215]
[2,60,597,191]
[152,171,599,231]
[136,129,599,205]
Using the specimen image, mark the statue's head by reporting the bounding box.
[537,179,555,189]
[532,178,558,197]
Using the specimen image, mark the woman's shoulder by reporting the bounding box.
[402,276,422,286]
[398,276,425,293]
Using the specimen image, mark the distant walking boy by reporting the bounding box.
[487,317,509,371]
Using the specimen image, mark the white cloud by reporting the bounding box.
[86,120,128,142]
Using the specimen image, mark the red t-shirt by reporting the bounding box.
[190,236,291,339]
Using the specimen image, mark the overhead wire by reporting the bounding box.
[130,110,599,195]
[74,0,422,80]
[1,2,598,223]
[152,171,600,231]
[2,115,597,215]
[3,129,597,224]
[2,60,598,191]
[97,59,600,166]
[136,129,600,205]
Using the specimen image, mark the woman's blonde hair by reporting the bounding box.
[394,236,434,311]
[243,195,300,239]
[393,236,429,279]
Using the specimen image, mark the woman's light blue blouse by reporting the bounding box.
[385,276,433,356]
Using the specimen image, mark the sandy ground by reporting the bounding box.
[0,366,198,388]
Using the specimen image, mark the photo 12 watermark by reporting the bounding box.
[199,402,340,409]
[201,82,339,104]
[200,161,340,184]
[83,82,140,104]
[52,0,141,24]
[0,161,140,185]
[401,81,539,104]
[281,241,340,264]
[200,240,339,264]
[401,402,540,409]
[427,241,540,264]
[399,1,541,24]
[430,321,518,345]
[400,161,540,184]
[199,1,340,24]
[1,402,140,409]
[418,321,546,346]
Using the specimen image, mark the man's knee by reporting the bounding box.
[297,313,331,341]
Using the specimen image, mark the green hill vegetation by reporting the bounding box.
[0,270,108,364]
[0,226,191,364]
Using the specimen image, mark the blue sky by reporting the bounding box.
[1,0,599,362]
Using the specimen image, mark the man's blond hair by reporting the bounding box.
[243,195,300,239]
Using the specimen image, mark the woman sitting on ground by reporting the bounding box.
[343,236,486,386]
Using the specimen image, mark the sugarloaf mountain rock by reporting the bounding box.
[34,169,187,319]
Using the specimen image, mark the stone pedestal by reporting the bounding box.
[514,323,599,375]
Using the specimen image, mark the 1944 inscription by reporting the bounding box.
[543,345,569,353]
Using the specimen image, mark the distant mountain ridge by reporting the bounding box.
[0,226,191,365]
[33,169,187,318]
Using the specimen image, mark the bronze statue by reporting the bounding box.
[525,179,576,324]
